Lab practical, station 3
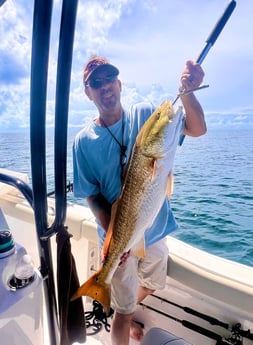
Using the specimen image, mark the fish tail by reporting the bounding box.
[71,270,111,314]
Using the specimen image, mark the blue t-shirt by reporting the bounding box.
[73,102,181,247]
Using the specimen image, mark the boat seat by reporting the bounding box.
[140,327,192,345]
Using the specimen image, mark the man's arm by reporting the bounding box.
[179,60,207,137]
[181,92,206,137]
[86,193,111,232]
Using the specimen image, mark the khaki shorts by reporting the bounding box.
[110,238,169,314]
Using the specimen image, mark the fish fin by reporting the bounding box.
[102,226,113,261]
[150,158,157,181]
[71,269,111,315]
[102,198,120,259]
[166,172,174,199]
[150,158,165,181]
[131,237,146,258]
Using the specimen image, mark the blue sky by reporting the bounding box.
[0,0,252,130]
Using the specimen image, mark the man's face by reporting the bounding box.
[85,69,122,113]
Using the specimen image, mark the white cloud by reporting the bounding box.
[74,0,135,57]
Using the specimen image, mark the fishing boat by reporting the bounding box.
[1,0,252,345]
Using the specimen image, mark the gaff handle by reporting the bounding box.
[196,0,237,64]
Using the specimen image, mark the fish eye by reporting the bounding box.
[156,112,161,119]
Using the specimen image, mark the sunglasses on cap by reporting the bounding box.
[85,74,118,89]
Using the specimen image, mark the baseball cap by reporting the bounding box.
[83,56,119,86]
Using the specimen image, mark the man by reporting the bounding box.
[73,55,206,345]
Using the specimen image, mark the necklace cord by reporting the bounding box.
[100,116,127,178]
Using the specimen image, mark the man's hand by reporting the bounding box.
[180,60,204,92]
[119,250,131,267]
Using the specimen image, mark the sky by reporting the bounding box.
[0,0,253,130]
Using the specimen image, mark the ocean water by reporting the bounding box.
[172,128,253,267]
[0,126,252,267]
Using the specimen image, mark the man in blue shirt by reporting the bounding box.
[73,55,206,345]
